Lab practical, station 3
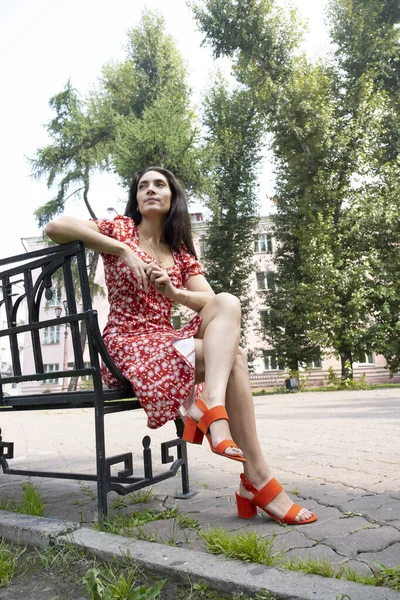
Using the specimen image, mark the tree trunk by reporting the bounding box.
[82,165,97,220]
[340,349,353,380]
[68,172,99,391]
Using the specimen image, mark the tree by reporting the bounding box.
[31,10,205,387]
[193,0,400,378]
[201,79,263,336]
[99,9,204,193]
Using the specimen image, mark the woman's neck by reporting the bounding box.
[137,219,165,245]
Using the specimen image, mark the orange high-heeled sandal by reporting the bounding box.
[235,473,317,524]
[182,399,246,463]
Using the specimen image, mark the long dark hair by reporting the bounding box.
[125,166,198,258]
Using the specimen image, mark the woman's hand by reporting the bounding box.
[120,247,150,292]
[144,263,177,299]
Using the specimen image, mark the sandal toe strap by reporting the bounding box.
[283,503,303,523]
[213,438,239,455]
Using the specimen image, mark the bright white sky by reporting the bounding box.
[0,0,329,259]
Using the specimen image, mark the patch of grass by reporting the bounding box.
[95,506,178,537]
[111,488,155,510]
[200,527,279,565]
[0,540,25,588]
[282,556,336,578]
[177,515,201,532]
[337,565,376,586]
[83,565,165,600]
[35,543,87,570]
[0,483,44,516]
[373,562,400,591]
[290,488,300,497]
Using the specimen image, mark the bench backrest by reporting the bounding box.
[0,242,133,407]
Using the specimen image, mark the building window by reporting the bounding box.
[171,315,181,330]
[43,325,60,345]
[254,234,273,253]
[312,357,322,369]
[263,351,278,371]
[256,271,275,291]
[43,363,59,384]
[45,287,61,308]
[358,354,374,365]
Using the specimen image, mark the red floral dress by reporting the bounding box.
[95,216,204,429]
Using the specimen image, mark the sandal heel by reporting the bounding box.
[182,416,204,445]
[235,491,257,519]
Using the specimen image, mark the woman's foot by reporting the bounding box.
[239,473,316,523]
[187,398,245,460]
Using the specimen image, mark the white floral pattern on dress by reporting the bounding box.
[95,216,204,429]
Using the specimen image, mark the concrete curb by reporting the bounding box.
[0,511,399,600]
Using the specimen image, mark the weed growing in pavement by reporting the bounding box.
[282,556,337,578]
[290,488,300,496]
[83,565,166,600]
[200,527,279,565]
[372,562,400,591]
[177,515,201,532]
[34,543,87,570]
[0,540,25,588]
[110,488,155,510]
[0,482,44,516]
[198,527,400,594]
[95,506,178,537]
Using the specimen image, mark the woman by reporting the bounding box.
[45,166,317,525]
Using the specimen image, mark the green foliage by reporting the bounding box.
[201,79,263,335]
[83,567,165,600]
[200,527,278,565]
[95,506,178,537]
[283,556,337,578]
[0,540,25,588]
[372,562,400,592]
[98,9,203,192]
[30,80,114,227]
[193,0,400,376]
[0,483,44,517]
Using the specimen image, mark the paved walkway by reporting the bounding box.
[1,388,399,580]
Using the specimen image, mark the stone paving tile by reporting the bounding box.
[357,543,400,569]
[296,516,379,540]
[134,518,195,546]
[283,544,346,565]
[325,526,400,557]
[271,530,316,554]
[340,559,375,576]
[302,504,342,523]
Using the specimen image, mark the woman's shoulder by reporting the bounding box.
[97,215,137,241]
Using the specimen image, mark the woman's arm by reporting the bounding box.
[45,216,150,291]
[44,216,127,256]
[144,262,214,311]
[175,274,215,312]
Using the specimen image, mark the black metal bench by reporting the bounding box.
[0,241,192,517]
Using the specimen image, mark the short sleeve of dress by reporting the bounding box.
[93,216,134,243]
[179,245,204,286]
[94,218,116,238]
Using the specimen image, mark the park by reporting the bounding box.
[0,0,399,597]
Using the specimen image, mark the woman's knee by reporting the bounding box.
[213,292,241,317]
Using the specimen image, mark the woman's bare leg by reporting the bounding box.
[194,325,314,522]
[191,293,243,457]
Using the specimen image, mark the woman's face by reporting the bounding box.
[137,170,172,219]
